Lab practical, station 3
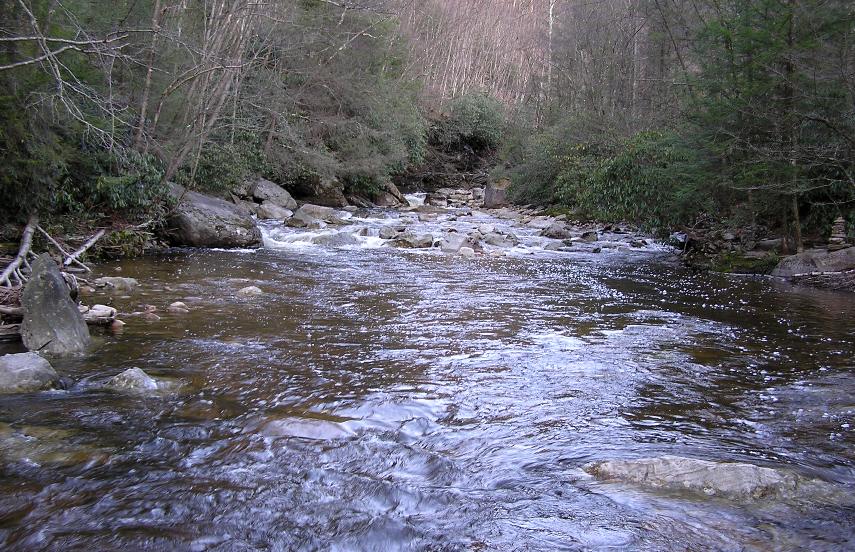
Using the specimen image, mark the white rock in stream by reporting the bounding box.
[237,286,264,297]
[105,368,158,393]
[585,455,841,502]
[82,304,117,326]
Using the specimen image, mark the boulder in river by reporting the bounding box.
[540,222,573,240]
[373,181,407,207]
[311,232,360,247]
[166,184,262,248]
[81,304,117,326]
[585,455,840,502]
[484,232,516,248]
[104,367,176,395]
[237,286,264,297]
[256,201,293,221]
[483,178,511,208]
[379,226,404,240]
[394,232,434,249]
[771,247,855,278]
[441,233,468,254]
[21,254,91,355]
[251,178,298,210]
[0,352,60,393]
[93,276,139,292]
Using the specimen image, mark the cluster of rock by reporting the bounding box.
[425,187,485,209]
[0,254,181,395]
[230,178,298,220]
[827,217,850,252]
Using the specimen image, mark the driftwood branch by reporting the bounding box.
[0,305,24,317]
[1,214,38,287]
[64,229,107,267]
[37,225,92,272]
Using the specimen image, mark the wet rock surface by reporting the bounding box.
[21,254,91,355]
[166,184,262,248]
[0,352,59,393]
[585,456,842,503]
[772,246,855,278]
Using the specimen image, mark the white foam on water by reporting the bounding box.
[404,193,426,207]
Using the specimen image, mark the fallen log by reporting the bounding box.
[64,229,106,268]
[37,225,92,272]
[0,214,38,287]
[0,324,21,342]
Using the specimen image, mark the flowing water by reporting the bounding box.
[1,205,854,551]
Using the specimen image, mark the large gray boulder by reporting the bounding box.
[256,201,293,221]
[291,175,348,207]
[483,179,511,208]
[166,184,262,248]
[251,179,298,210]
[585,455,838,502]
[374,181,406,207]
[540,222,573,240]
[21,254,90,355]
[0,352,60,393]
[771,247,855,278]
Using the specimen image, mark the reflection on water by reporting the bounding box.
[1,211,854,551]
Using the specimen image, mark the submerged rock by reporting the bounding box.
[104,368,178,396]
[166,184,262,248]
[0,352,60,393]
[0,422,109,466]
[94,276,139,292]
[21,254,91,355]
[585,455,839,502]
[237,286,264,297]
[311,232,360,247]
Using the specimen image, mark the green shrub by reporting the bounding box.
[175,133,270,196]
[440,93,504,151]
[560,131,710,230]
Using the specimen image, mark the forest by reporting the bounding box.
[0,0,853,252]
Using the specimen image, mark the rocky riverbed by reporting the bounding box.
[0,188,854,550]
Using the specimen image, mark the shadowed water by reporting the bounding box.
[1,210,853,551]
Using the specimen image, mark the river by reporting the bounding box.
[1,203,853,551]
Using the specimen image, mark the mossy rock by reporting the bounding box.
[712,251,779,274]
